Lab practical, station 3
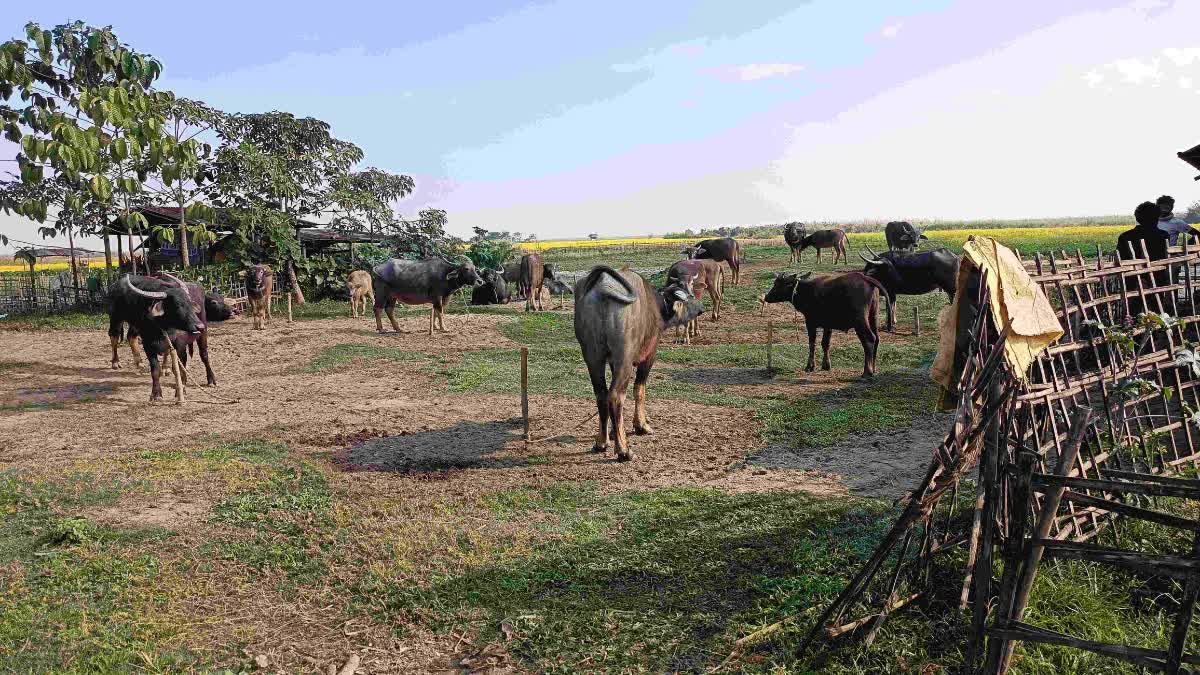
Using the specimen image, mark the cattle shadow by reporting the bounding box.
[0,382,117,412]
[334,418,530,473]
[669,367,775,386]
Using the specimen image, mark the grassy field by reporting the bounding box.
[2,229,1197,672]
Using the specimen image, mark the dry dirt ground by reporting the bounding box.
[0,267,950,672]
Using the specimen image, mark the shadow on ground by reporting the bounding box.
[335,418,529,472]
[669,367,776,386]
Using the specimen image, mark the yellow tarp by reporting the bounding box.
[931,236,1064,402]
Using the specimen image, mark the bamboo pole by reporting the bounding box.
[913,304,920,336]
[521,347,530,443]
[287,292,293,323]
[766,320,774,373]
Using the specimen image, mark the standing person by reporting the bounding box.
[1156,195,1194,245]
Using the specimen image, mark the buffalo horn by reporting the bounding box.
[158,272,186,287]
[859,251,883,265]
[122,275,167,300]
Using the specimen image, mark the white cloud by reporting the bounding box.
[1110,57,1162,84]
[1084,70,1104,87]
[708,63,805,82]
[881,22,903,39]
[1164,47,1200,66]
[1180,76,1195,90]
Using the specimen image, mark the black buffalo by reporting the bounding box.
[574,266,704,461]
[153,272,217,388]
[784,222,807,264]
[859,245,959,332]
[107,275,205,402]
[470,268,511,305]
[204,291,238,322]
[760,271,885,378]
[684,237,742,285]
[372,258,485,335]
[884,221,927,252]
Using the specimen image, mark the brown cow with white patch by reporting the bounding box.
[665,258,724,344]
[574,266,705,461]
[346,270,374,318]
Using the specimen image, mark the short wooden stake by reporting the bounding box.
[287,293,293,323]
[766,320,774,373]
[913,304,920,336]
[521,346,530,443]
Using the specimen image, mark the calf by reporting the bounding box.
[107,275,205,402]
[760,271,884,377]
[373,257,484,335]
[575,266,704,460]
[784,222,807,264]
[884,221,927,252]
[246,264,273,330]
[152,272,217,388]
[520,253,546,311]
[684,237,742,285]
[860,245,959,332]
[798,229,848,264]
[470,268,511,305]
[346,270,374,317]
[666,259,724,343]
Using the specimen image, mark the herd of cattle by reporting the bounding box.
[103,221,959,459]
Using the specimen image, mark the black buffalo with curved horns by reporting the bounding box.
[859,244,959,332]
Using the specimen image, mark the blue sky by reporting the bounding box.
[3,0,1200,249]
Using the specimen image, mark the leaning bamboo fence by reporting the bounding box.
[800,239,1200,673]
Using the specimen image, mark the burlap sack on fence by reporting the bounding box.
[931,236,1063,406]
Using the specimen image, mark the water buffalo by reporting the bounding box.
[373,257,484,335]
[666,259,724,343]
[204,291,238,322]
[346,270,374,317]
[152,272,217,388]
[760,271,884,377]
[684,237,742,285]
[799,229,848,264]
[859,245,959,332]
[470,268,511,305]
[784,222,807,264]
[575,266,704,461]
[246,264,273,330]
[107,275,205,402]
[884,221,927,252]
[520,253,546,311]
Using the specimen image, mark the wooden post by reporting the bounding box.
[521,347,530,443]
[766,320,774,373]
[913,304,920,336]
[286,292,293,323]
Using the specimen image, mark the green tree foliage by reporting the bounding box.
[1184,200,1200,225]
[381,208,462,260]
[465,226,517,270]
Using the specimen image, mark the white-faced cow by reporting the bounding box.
[665,258,724,344]
[346,270,374,317]
[372,257,484,335]
[859,244,959,332]
[798,229,848,265]
[684,237,742,285]
[246,264,273,330]
[884,221,928,252]
[107,275,205,402]
[574,266,704,461]
[760,271,885,378]
[784,222,807,264]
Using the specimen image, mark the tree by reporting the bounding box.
[465,226,516,270]
[213,112,414,303]
[0,22,209,273]
[1185,200,1200,225]
[380,208,461,260]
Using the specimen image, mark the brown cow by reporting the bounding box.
[665,259,724,344]
[574,266,705,461]
[246,264,273,330]
[683,237,742,285]
[519,253,545,311]
[346,270,374,318]
[799,228,848,264]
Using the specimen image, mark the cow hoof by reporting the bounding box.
[634,424,654,436]
[804,366,815,373]
[590,444,607,454]
[111,362,120,370]
[616,450,634,462]
[822,364,831,371]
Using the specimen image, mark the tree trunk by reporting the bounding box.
[67,225,81,305]
[103,233,113,274]
[116,232,124,270]
[178,192,190,268]
[287,259,305,304]
[27,259,36,311]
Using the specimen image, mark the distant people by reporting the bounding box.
[1156,195,1194,245]
[1118,201,1169,262]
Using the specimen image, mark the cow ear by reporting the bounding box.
[150,301,165,317]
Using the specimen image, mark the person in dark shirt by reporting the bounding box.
[1117,201,1170,262]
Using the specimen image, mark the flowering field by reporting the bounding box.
[0,259,106,273]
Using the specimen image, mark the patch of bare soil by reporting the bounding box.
[88,494,210,529]
[746,411,955,499]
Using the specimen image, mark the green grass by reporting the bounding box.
[0,310,107,332]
